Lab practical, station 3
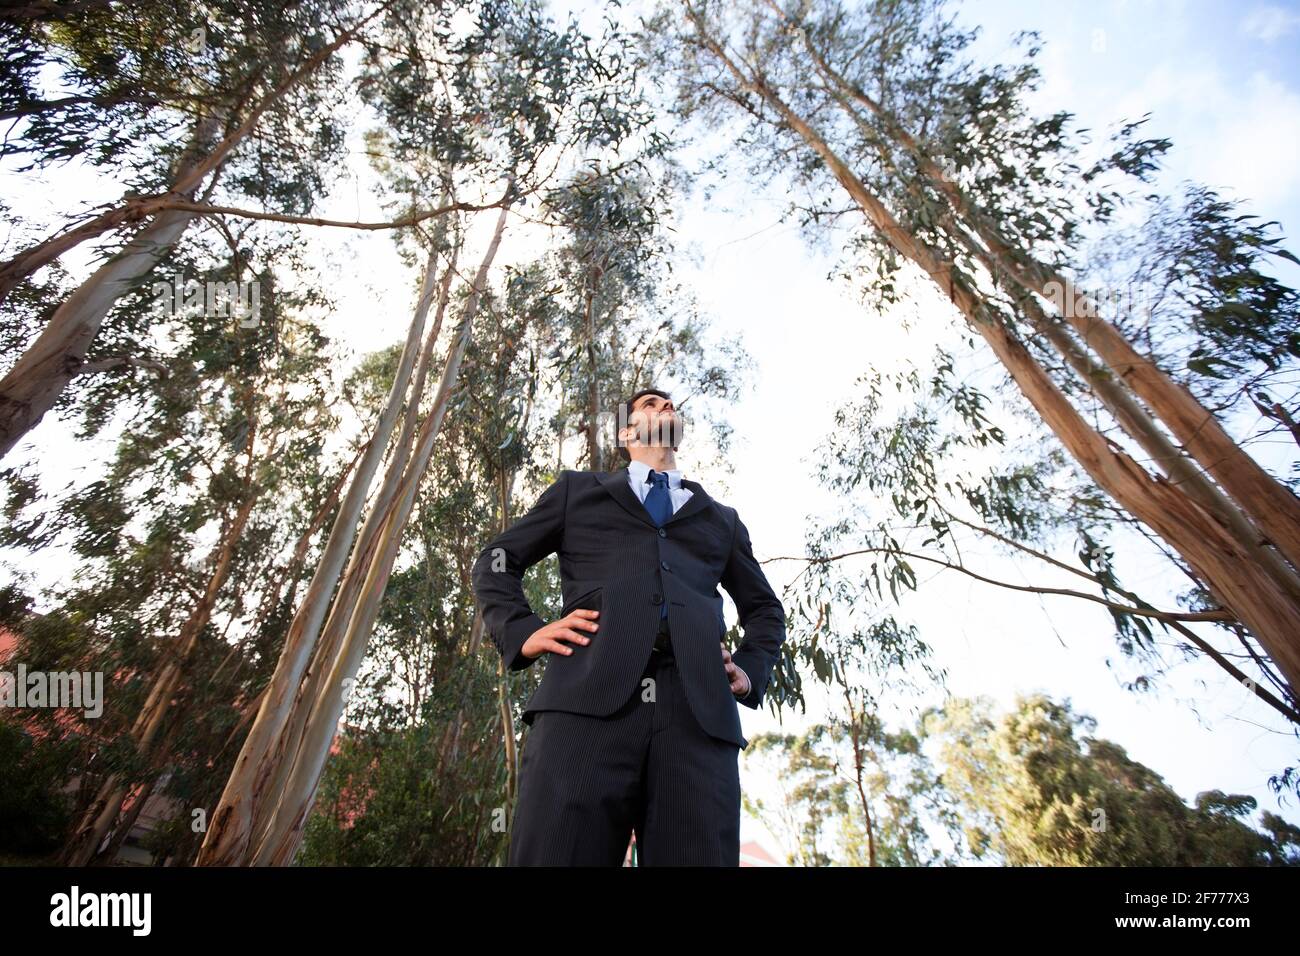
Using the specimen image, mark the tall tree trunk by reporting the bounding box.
[195,230,446,866]
[774,6,1300,578]
[252,198,510,866]
[947,214,1300,611]
[583,254,608,470]
[834,665,877,867]
[60,452,262,865]
[63,433,362,865]
[0,108,227,461]
[0,3,387,307]
[801,54,1300,651]
[684,7,1300,699]
[198,193,510,866]
[93,777,156,865]
[243,232,459,857]
[0,106,227,308]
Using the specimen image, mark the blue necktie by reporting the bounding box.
[643,470,672,618]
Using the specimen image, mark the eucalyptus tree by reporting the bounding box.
[926,694,1300,865]
[743,716,966,867]
[643,0,1300,714]
[0,226,350,865]
[295,286,555,865]
[0,0,387,459]
[278,142,757,863]
[289,215,759,862]
[197,0,667,866]
[538,165,678,471]
[747,693,1300,865]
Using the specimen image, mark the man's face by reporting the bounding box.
[624,393,685,451]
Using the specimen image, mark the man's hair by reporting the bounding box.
[616,387,672,462]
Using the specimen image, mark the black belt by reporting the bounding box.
[652,616,673,654]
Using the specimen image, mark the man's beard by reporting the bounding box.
[639,413,685,450]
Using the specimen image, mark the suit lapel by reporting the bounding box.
[596,465,714,527]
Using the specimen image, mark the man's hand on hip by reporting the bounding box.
[721,644,750,698]
[521,609,599,661]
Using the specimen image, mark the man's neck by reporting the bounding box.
[630,450,678,473]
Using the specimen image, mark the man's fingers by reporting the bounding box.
[550,626,592,647]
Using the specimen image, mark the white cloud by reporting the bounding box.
[1109,62,1300,209]
[1239,5,1300,41]
[1202,71,1300,208]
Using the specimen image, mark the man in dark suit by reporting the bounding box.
[471,387,786,865]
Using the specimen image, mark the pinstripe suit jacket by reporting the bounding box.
[471,465,786,749]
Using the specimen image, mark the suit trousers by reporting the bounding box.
[508,627,742,866]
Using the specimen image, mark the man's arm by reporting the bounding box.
[719,509,786,709]
[471,471,569,672]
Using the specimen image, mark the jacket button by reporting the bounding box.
[657,528,667,537]
[660,560,670,571]
[650,593,662,605]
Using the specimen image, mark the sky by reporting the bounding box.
[3,0,1299,863]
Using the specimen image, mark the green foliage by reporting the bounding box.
[1091,182,1300,424]
[1,0,357,195]
[0,226,346,862]
[0,720,76,856]
[656,0,1299,812]
[926,694,1300,865]
[746,693,1299,865]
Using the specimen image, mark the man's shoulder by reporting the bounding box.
[700,487,739,526]
[557,468,608,483]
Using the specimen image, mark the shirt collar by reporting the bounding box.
[628,458,684,489]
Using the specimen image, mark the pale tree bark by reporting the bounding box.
[0,3,390,305]
[96,778,155,864]
[0,105,227,308]
[253,199,510,866]
[241,228,461,857]
[683,4,1300,700]
[0,108,227,462]
[243,440,371,642]
[0,4,391,460]
[195,223,449,866]
[198,193,511,866]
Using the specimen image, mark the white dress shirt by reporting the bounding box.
[627,458,693,512]
[626,459,750,698]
